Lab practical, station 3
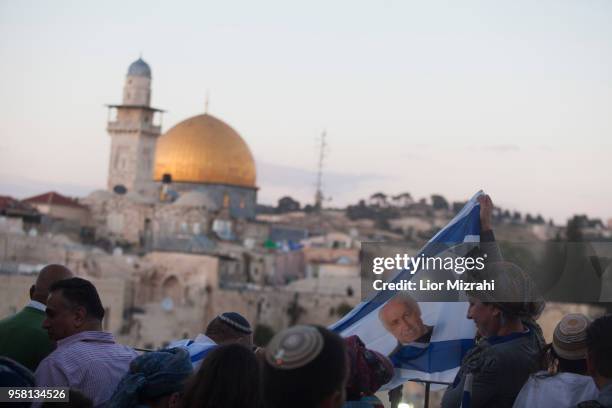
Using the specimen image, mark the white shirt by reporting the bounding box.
[27,300,46,312]
[513,371,599,408]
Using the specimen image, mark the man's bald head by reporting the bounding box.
[30,264,73,304]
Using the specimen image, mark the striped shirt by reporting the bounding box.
[34,331,137,407]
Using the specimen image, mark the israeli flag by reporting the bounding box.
[331,191,484,388]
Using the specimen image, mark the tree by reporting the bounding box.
[346,200,376,220]
[253,324,275,347]
[335,302,353,318]
[452,201,467,214]
[566,215,584,242]
[392,192,413,207]
[431,194,449,211]
[369,192,388,207]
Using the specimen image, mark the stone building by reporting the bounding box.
[22,191,90,225]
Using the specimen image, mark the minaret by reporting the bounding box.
[106,58,164,196]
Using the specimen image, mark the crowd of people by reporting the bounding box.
[0,195,611,408]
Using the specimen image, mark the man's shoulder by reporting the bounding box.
[466,342,521,374]
[0,308,29,326]
[482,344,537,372]
[0,309,47,339]
[13,307,44,323]
[36,350,64,374]
[89,338,138,358]
[111,343,139,358]
[488,332,539,358]
[41,338,136,369]
[42,338,92,363]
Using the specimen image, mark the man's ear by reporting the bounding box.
[237,334,254,346]
[29,285,35,300]
[490,305,501,317]
[73,306,88,327]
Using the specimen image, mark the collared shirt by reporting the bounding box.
[168,333,217,368]
[34,331,137,407]
[26,300,46,312]
[513,371,598,408]
[486,327,530,346]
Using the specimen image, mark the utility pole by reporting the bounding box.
[314,130,327,212]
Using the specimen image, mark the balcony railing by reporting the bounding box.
[107,121,161,134]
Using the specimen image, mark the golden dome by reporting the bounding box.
[153,113,256,188]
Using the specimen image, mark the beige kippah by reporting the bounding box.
[553,313,590,360]
[265,325,324,370]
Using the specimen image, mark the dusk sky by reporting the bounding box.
[1,0,611,224]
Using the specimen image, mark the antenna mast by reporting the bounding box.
[314,130,327,211]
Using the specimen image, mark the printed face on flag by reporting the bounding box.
[378,294,429,344]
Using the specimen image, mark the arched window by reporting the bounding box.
[162,275,181,305]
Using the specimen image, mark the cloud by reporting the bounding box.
[0,173,98,199]
[480,144,520,153]
[256,161,386,206]
[257,161,383,191]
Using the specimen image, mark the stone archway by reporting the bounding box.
[161,275,182,305]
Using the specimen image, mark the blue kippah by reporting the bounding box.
[109,348,193,408]
[219,312,252,334]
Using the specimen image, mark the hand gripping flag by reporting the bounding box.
[330,191,484,389]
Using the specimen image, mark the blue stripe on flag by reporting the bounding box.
[190,345,217,363]
[390,338,474,373]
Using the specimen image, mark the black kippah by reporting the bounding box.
[218,312,252,334]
